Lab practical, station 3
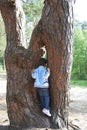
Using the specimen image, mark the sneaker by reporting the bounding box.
[42,108,51,117]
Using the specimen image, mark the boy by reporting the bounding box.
[31,58,51,117]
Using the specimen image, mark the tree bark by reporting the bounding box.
[0,0,74,129]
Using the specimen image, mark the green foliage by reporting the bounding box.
[23,0,44,45]
[23,0,44,22]
[71,22,87,80]
[0,57,4,71]
[0,14,6,71]
[0,14,6,57]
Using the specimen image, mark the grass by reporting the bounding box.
[70,79,87,87]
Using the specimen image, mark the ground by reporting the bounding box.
[0,72,87,130]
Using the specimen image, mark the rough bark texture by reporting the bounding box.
[0,0,74,129]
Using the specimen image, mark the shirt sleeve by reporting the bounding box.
[31,70,37,79]
[43,69,50,80]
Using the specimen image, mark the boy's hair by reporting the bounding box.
[39,58,47,66]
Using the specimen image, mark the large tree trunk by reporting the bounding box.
[0,0,74,129]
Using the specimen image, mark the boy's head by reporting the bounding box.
[39,58,47,66]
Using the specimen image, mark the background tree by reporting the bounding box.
[72,21,87,80]
[0,0,74,129]
[0,14,6,70]
[23,0,44,45]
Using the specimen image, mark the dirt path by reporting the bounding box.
[0,73,8,126]
[69,87,87,130]
[0,73,87,130]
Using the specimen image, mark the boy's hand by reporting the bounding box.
[31,69,34,74]
[47,68,50,73]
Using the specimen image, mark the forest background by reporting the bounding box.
[0,0,87,87]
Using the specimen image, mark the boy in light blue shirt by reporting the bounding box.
[31,58,51,117]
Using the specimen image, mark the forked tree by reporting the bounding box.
[0,0,74,129]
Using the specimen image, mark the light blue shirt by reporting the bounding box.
[32,65,50,88]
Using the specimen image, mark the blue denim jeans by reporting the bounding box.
[36,88,50,110]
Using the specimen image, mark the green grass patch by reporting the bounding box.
[70,80,87,87]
